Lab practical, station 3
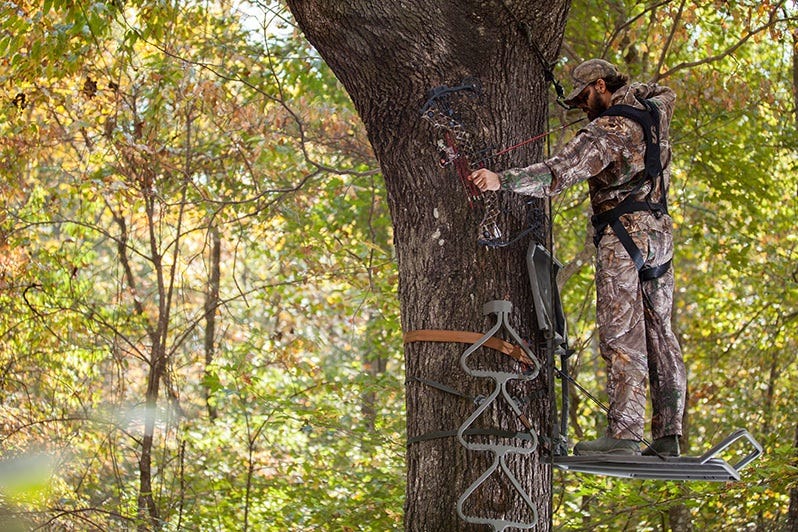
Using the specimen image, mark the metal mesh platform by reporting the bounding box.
[553,429,762,482]
[554,455,740,481]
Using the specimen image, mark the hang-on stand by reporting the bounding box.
[525,242,764,482]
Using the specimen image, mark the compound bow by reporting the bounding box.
[421,77,581,248]
[420,77,504,246]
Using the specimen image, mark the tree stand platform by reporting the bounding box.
[553,429,763,482]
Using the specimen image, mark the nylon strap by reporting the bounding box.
[497,0,568,108]
[592,209,672,281]
[403,329,536,367]
[404,330,538,446]
[406,375,473,400]
[407,427,535,446]
[601,100,663,179]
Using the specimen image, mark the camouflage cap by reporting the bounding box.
[564,59,620,105]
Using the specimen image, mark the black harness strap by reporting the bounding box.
[591,201,672,282]
[591,98,671,282]
[497,0,569,108]
[407,427,535,446]
[603,98,663,180]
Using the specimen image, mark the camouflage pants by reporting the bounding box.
[595,212,686,441]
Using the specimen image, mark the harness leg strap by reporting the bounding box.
[596,215,671,282]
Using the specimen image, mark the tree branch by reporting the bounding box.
[602,0,674,58]
[654,0,687,79]
[655,7,795,81]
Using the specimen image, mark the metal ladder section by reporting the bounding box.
[456,300,543,531]
[553,429,763,481]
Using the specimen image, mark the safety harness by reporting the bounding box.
[590,97,671,281]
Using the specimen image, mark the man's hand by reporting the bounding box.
[468,169,501,191]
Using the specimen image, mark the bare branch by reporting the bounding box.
[654,0,687,79]
[655,7,796,81]
[115,15,380,182]
[603,0,674,58]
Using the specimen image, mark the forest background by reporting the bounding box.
[0,0,796,530]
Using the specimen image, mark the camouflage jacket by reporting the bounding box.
[500,82,675,215]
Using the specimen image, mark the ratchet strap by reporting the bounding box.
[403,329,536,367]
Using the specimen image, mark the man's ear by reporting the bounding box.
[595,78,607,94]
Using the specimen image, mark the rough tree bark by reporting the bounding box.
[787,29,797,532]
[285,2,570,529]
[788,423,798,532]
[203,224,221,421]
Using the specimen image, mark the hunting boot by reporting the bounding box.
[642,435,680,457]
[573,435,641,456]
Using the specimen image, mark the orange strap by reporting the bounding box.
[403,329,535,367]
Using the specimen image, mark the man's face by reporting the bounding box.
[571,80,609,121]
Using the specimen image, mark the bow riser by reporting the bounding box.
[440,131,482,206]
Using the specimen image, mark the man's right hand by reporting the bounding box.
[468,169,501,191]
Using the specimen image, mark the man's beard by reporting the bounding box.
[587,101,609,121]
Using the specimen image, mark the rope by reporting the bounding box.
[497,0,568,107]
[407,375,473,401]
[490,117,586,160]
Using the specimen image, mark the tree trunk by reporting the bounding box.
[787,424,798,532]
[114,204,165,530]
[203,223,221,421]
[285,2,570,529]
[139,347,165,531]
[793,28,797,129]
[783,31,796,532]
